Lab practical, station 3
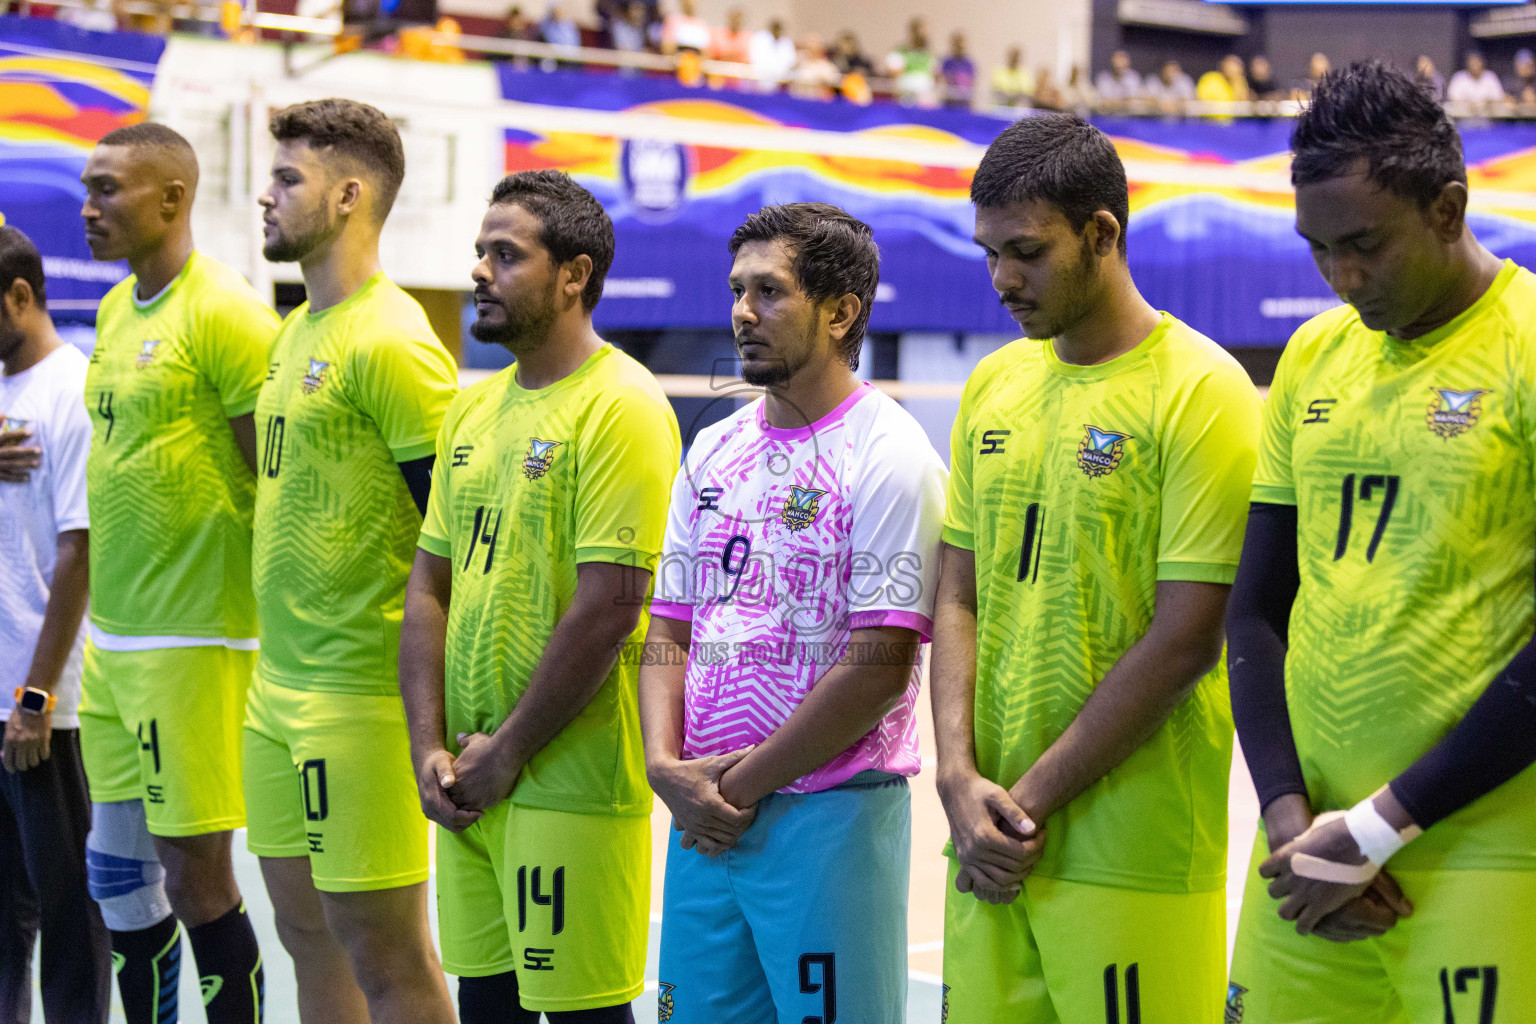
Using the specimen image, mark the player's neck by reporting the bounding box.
[1052,278,1161,367]
[511,321,604,390]
[1388,240,1504,342]
[762,363,861,429]
[128,229,194,302]
[3,321,63,377]
[300,233,383,313]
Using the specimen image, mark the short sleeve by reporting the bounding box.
[417,393,462,560]
[649,464,698,622]
[1155,365,1263,584]
[49,364,92,533]
[190,290,279,417]
[573,384,681,567]
[348,332,458,463]
[941,374,978,551]
[1251,336,1300,507]
[848,420,947,640]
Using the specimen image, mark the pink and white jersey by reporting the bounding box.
[651,383,947,793]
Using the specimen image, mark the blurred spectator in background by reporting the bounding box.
[1094,49,1142,104]
[504,4,535,40]
[749,17,797,91]
[991,45,1034,108]
[1247,55,1281,99]
[1032,67,1064,110]
[887,17,938,105]
[1447,50,1505,107]
[540,2,579,46]
[609,0,650,56]
[830,30,874,78]
[708,6,751,63]
[1146,59,1194,109]
[660,0,709,55]
[941,31,976,109]
[1506,48,1536,105]
[119,0,173,35]
[1291,51,1329,99]
[56,0,117,31]
[791,33,840,99]
[1197,53,1251,102]
[1060,65,1093,110]
[1415,54,1445,101]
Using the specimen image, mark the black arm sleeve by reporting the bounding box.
[397,454,435,518]
[1389,631,1536,829]
[1226,501,1309,813]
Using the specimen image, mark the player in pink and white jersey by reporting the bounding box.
[640,203,946,1024]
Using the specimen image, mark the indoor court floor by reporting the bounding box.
[29,693,1263,1023]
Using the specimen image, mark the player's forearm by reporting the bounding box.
[489,599,637,773]
[718,627,918,808]
[639,615,691,771]
[1017,582,1227,822]
[931,544,983,790]
[399,551,452,761]
[23,530,89,695]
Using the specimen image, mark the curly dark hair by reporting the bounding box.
[269,98,406,221]
[489,170,616,313]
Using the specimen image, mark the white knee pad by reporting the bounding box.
[86,799,173,932]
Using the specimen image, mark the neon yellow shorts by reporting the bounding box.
[241,670,428,893]
[435,801,650,1013]
[78,641,253,837]
[1228,831,1536,1023]
[942,859,1225,1024]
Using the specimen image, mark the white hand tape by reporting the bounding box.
[1344,787,1423,867]
[1285,810,1382,885]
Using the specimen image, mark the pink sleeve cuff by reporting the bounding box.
[649,600,695,623]
[848,610,933,643]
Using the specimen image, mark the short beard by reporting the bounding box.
[1023,236,1099,340]
[468,281,559,353]
[262,205,336,263]
[738,318,817,387]
[0,322,22,364]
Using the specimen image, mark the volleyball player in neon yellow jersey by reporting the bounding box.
[932,114,1261,1023]
[79,122,274,1024]
[1227,62,1536,1023]
[401,170,680,1024]
[247,99,457,1024]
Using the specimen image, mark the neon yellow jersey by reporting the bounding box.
[419,345,680,817]
[85,252,277,639]
[253,273,457,695]
[1254,260,1536,871]
[946,314,1261,893]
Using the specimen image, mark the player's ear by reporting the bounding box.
[1088,210,1121,258]
[561,254,593,308]
[160,179,187,221]
[826,292,861,343]
[1427,180,1469,242]
[335,176,364,217]
[3,277,31,319]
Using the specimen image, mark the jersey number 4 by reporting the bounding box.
[1333,473,1400,562]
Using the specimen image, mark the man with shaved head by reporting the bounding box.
[79,121,278,1024]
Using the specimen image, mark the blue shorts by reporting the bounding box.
[657,773,910,1024]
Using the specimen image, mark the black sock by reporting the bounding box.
[110,914,181,1024]
[547,1005,635,1023]
[186,900,263,1024]
[458,971,538,1024]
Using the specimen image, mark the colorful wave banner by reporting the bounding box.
[0,16,164,318]
[500,69,1536,344]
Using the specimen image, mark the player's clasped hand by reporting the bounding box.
[938,771,1045,905]
[1309,873,1413,943]
[1,708,52,773]
[449,731,522,812]
[650,747,758,857]
[0,426,42,484]
[414,746,483,832]
[1260,812,1413,936]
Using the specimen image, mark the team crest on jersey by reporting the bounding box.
[1077,425,1132,478]
[657,982,676,1021]
[522,438,562,479]
[940,984,950,1024]
[135,339,160,368]
[1225,982,1247,1022]
[1,416,27,432]
[781,486,826,531]
[1426,387,1490,439]
[300,359,330,395]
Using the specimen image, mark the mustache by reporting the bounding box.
[473,288,500,306]
[998,292,1030,307]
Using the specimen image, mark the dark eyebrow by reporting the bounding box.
[1298,225,1375,247]
[972,233,1043,250]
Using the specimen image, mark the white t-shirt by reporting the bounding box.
[0,344,91,726]
[1446,69,1506,104]
[650,383,947,793]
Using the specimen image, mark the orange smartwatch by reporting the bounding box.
[12,687,56,716]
